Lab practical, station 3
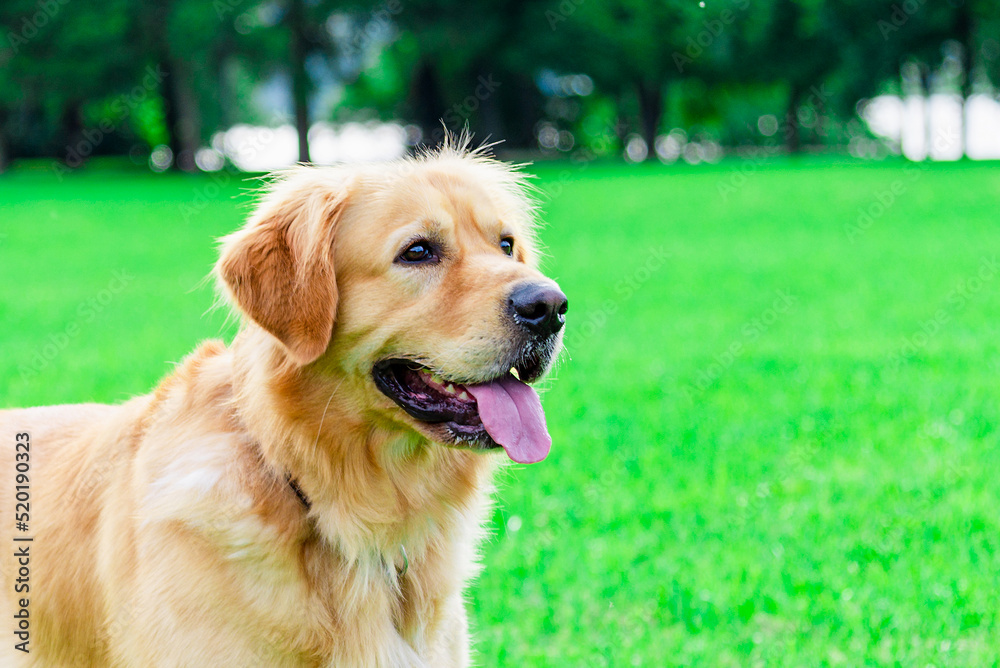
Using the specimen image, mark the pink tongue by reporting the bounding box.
[466,375,551,464]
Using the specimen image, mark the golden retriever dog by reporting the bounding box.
[0,143,567,667]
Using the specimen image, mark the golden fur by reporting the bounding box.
[0,145,563,667]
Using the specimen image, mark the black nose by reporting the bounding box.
[508,283,568,336]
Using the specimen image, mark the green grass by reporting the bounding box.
[4,156,1000,665]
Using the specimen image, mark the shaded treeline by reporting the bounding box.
[0,0,998,170]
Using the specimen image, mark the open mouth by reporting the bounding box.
[372,360,552,464]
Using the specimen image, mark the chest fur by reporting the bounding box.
[141,476,470,663]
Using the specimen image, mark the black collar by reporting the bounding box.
[286,474,312,511]
[285,475,408,577]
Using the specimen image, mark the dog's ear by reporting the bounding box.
[217,169,348,365]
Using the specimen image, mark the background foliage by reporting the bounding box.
[1,0,998,168]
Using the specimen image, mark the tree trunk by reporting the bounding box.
[164,59,200,172]
[508,74,540,149]
[147,0,197,172]
[0,107,9,172]
[60,100,85,168]
[955,5,974,158]
[475,66,503,144]
[920,64,933,161]
[614,93,629,150]
[785,84,803,154]
[159,59,181,167]
[214,37,237,130]
[410,59,447,148]
[636,81,663,161]
[288,0,311,164]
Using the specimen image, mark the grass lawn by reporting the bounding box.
[3,156,1000,665]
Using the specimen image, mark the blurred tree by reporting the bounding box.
[287,0,311,162]
[147,0,201,171]
[229,0,337,163]
[950,0,1000,156]
[0,0,144,164]
[564,0,702,159]
[149,0,327,168]
[1,0,996,167]
[736,0,842,153]
[393,0,552,148]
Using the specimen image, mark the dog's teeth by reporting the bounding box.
[444,383,456,394]
[458,391,470,401]
[510,367,520,380]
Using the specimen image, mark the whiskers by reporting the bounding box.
[313,377,347,451]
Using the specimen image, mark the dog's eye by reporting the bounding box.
[500,237,514,257]
[397,241,438,264]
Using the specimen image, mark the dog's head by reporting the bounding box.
[217,147,566,464]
